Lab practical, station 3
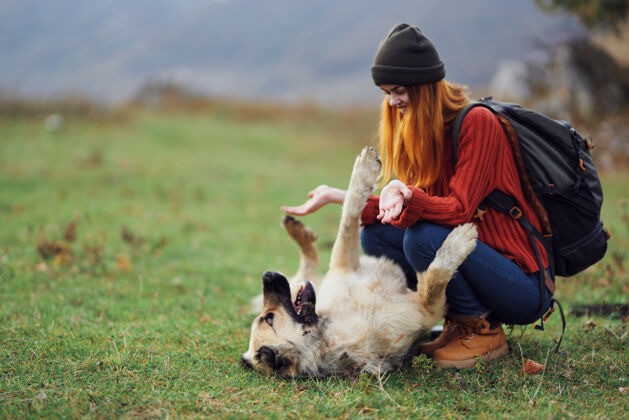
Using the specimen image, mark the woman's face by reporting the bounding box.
[380,84,409,115]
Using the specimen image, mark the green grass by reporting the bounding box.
[1,109,627,418]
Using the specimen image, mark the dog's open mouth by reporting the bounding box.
[262,271,318,324]
[293,281,316,317]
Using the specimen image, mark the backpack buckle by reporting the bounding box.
[509,206,522,219]
[542,306,555,322]
[603,226,611,239]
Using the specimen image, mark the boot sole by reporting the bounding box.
[434,343,509,369]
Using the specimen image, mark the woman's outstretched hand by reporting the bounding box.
[378,180,412,224]
[281,185,346,216]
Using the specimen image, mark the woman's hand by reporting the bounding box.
[281,185,346,216]
[377,180,412,224]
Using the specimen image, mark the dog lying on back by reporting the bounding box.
[241,147,477,377]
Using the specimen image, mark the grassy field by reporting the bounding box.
[1,108,627,418]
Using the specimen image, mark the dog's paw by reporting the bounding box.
[432,223,478,271]
[439,223,478,267]
[353,147,382,188]
[282,215,317,245]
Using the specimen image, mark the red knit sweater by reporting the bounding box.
[361,107,548,274]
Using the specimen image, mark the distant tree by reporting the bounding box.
[536,0,628,32]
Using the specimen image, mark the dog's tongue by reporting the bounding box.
[293,285,304,314]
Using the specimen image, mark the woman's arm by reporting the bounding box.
[281,185,346,216]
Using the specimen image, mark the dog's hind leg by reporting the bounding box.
[414,223,478,320]
[329,147,381,273]
[282,215,319,285]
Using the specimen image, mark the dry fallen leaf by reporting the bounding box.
[35,262,48,272]
[597,277,611,287]
[522,358,545,374]
[116,254,132,272]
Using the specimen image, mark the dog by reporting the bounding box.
[241,147,477,377]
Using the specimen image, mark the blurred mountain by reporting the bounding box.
[0,0,585,104]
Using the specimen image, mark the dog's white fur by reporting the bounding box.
[242,147,477,377]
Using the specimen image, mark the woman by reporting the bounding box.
[282,23,552,368]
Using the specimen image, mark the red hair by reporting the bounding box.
[379,80,469,188]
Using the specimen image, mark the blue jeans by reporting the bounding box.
[361,222,552,325]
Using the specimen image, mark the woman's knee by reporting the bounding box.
[361,223,404,257]
[402,222,451,263]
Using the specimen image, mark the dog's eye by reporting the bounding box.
[265,313,274,326]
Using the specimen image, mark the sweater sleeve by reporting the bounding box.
[391,107,504,229]
[360,195,380,226]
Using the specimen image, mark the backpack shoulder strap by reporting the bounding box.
[451,99,495,164]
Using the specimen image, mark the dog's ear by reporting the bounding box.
[256,346,292,372]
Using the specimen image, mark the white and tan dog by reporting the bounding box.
[241,147,477,377]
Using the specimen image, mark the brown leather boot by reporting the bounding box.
[418,317,463,357]
[432,315,508,369]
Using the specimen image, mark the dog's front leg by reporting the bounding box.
[414,223,477,319]
[329,147,381,273]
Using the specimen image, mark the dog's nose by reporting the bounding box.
[262,271,290,297]
[262,271,286,285]
[262,271,276,282]
[240,355,254,370]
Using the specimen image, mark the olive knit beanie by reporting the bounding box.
[371,23,445,86]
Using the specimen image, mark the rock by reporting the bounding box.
[489,38,629,120]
